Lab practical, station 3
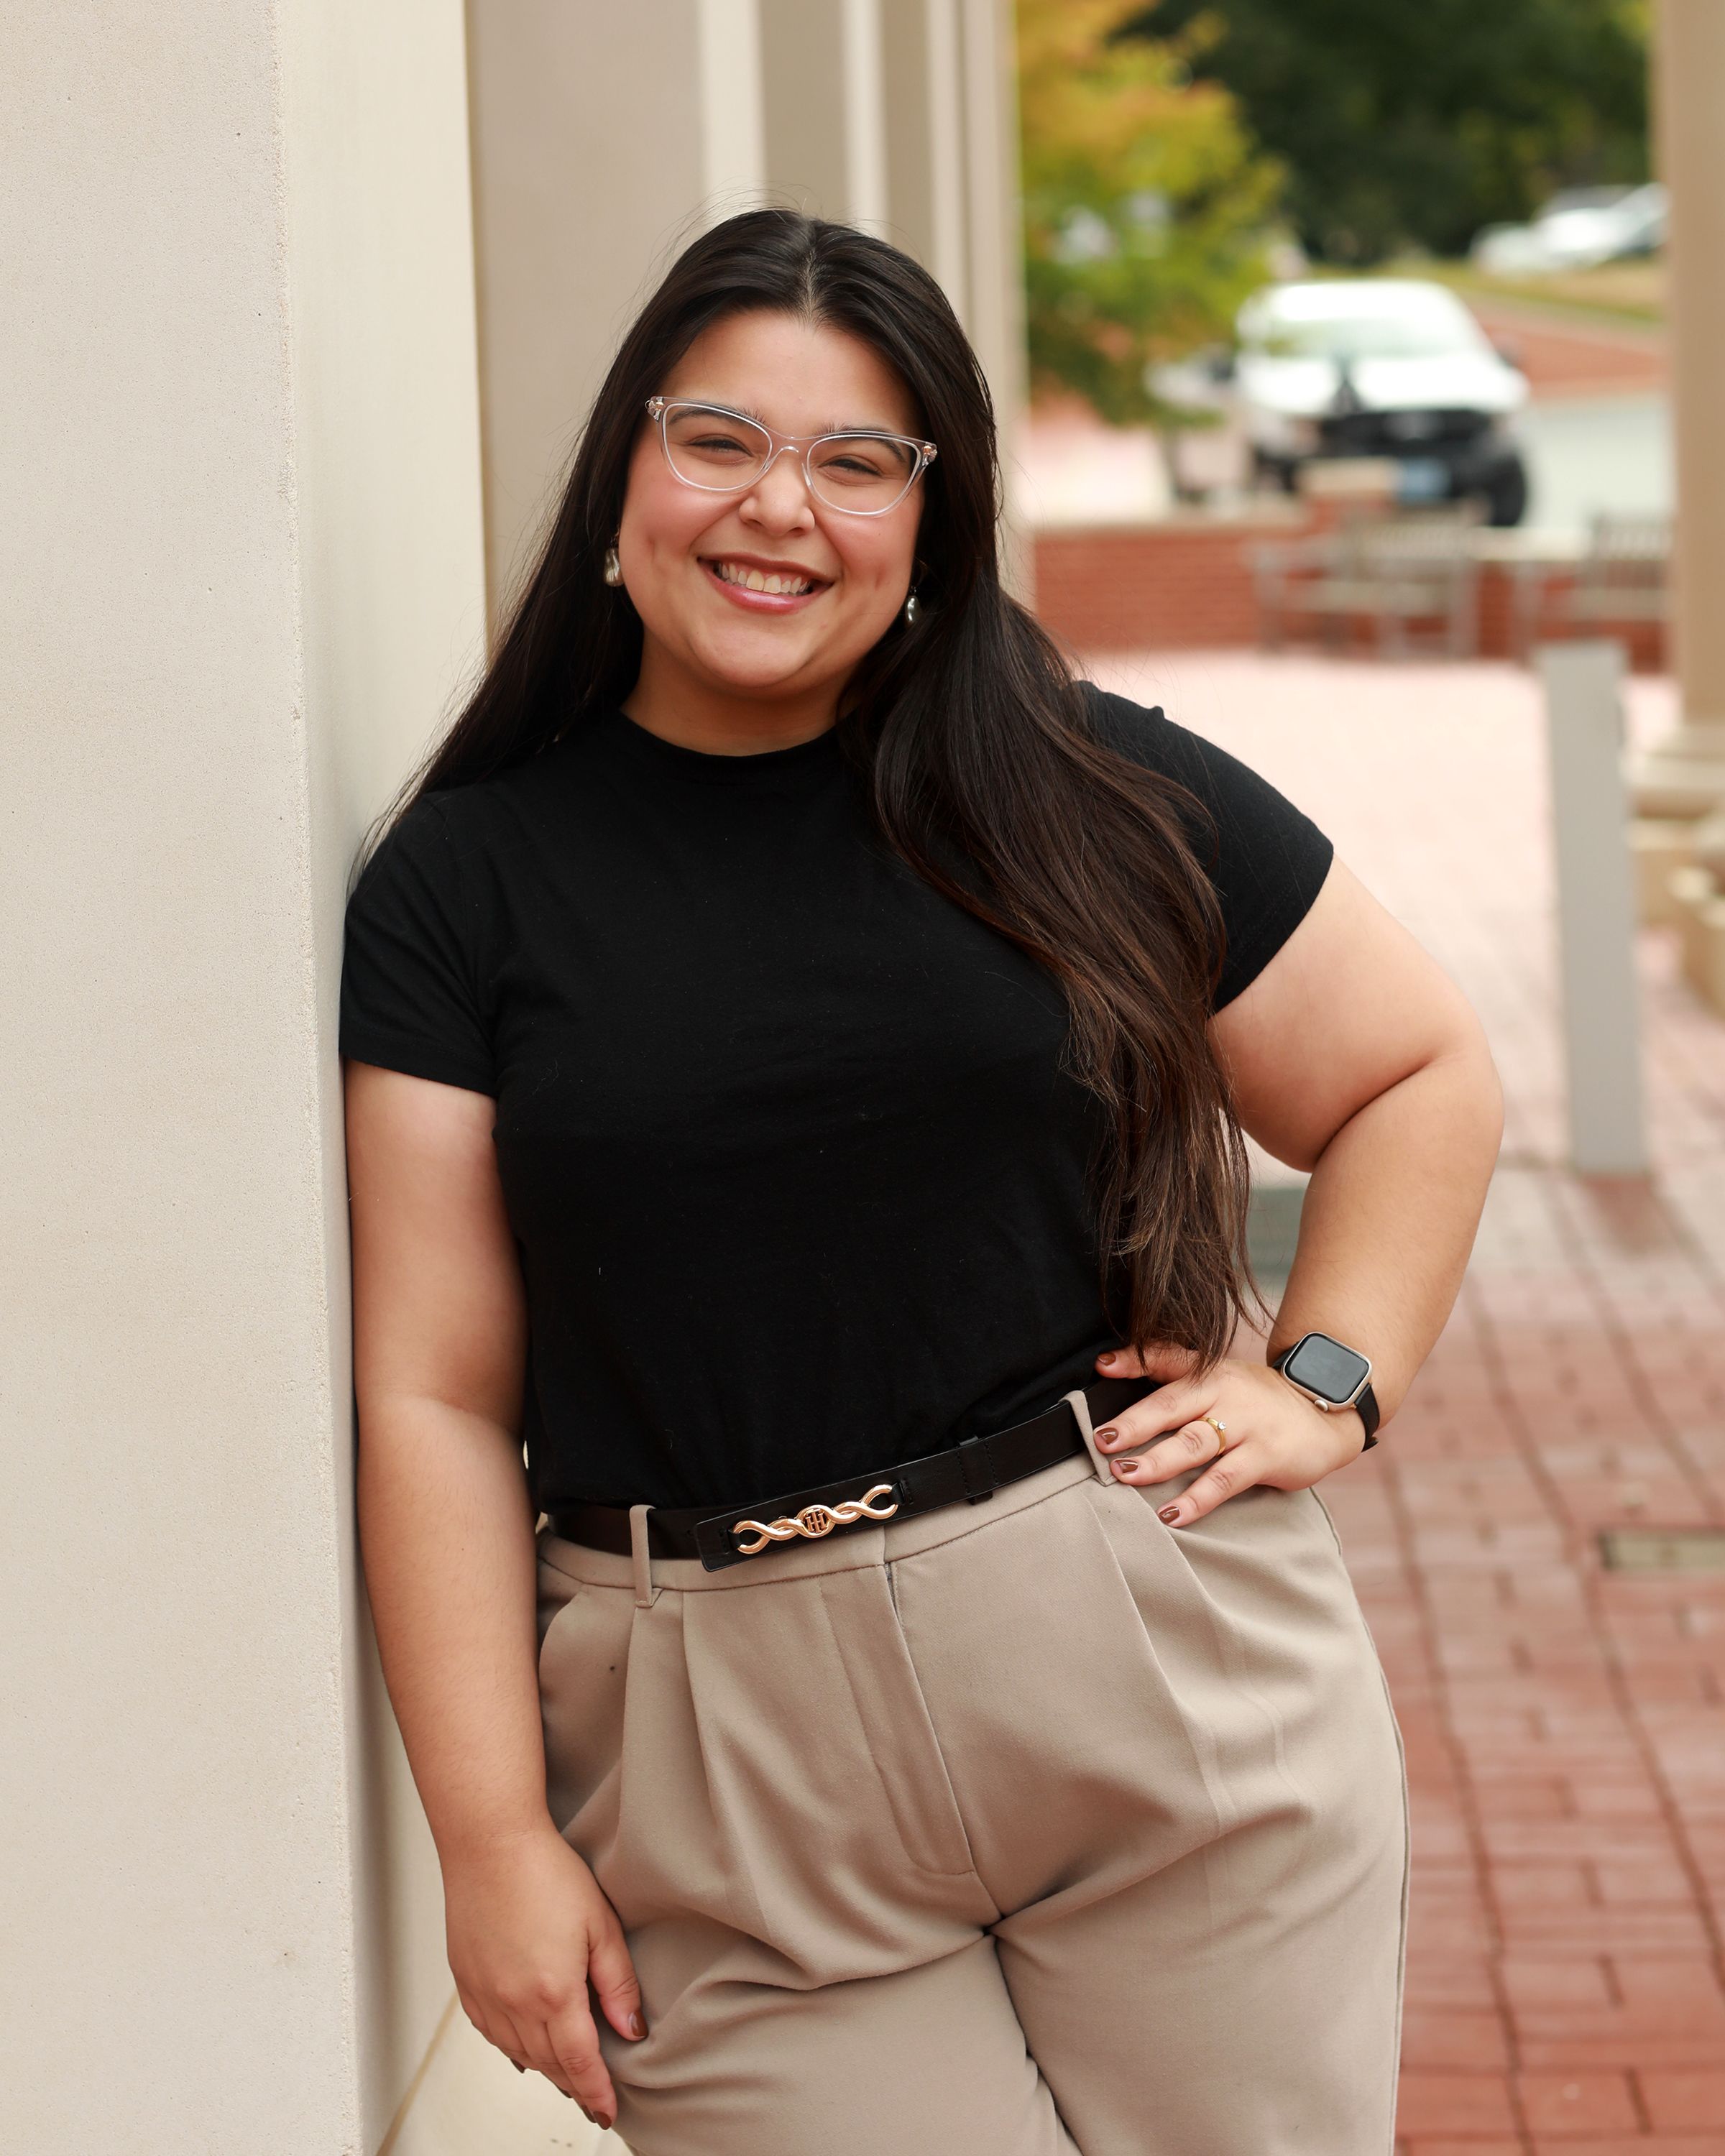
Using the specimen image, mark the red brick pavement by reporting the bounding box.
[1087,655,1725,2152]
[1464,298,1667,402]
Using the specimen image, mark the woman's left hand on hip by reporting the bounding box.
[1090,1342,1368,1528]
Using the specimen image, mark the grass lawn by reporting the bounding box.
[1399,254,1665,329]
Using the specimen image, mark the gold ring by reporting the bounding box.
[1202,1413,1230,1457]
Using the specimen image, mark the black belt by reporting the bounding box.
[549,1374,1157,1573]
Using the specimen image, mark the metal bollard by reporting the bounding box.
[1537,639,1648,1175]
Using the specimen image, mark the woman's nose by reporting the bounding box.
[740,447,816,530]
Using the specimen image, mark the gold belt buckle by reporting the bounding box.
[731,1482,900,1557]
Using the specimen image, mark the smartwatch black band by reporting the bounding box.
[1274,1332,1379,1450]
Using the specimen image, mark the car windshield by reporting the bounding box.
[1246,303,1484,364]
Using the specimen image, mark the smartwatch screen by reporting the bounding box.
[1284,1332,1370,1406]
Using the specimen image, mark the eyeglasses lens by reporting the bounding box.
[662,405,771,487]
[661,404,919,512]
[806,434,918,512]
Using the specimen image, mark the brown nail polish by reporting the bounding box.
[627,2011,643,2039]
[1111,1457,1134,1476]
[1098,1350,1117,1364]
[1158,1503,1182,1524]
[1094,1425,1119,1447]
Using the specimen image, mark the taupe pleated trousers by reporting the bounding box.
[536,1406,1408,2156]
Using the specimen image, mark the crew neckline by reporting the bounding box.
[602,706,842,786]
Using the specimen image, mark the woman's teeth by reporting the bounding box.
[712,561,818,596]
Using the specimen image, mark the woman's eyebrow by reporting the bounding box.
[679,396,772,425]
[684,396,910,437]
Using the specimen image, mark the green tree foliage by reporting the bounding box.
[1122,0,1649,264]
[1018,0,1284,423]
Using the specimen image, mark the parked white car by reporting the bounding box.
[1232,278,1531,525]
[1471,184,1666,276]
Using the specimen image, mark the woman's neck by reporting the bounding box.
[622,644,840,757]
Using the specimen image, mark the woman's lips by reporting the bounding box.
[701,558,829,613]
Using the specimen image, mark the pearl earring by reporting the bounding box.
[903,589,919,626]
[602,545,623,587]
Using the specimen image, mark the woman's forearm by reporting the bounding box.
[358,1397,553,1864]
[1266,1039,1502,1424]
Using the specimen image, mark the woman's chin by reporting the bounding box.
[687,632,835,700]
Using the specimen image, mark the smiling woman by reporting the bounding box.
[340,209,1500,2153]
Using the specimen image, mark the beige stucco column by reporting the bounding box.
[1,3,487,2150]
[959,0,1032,594]
[1639,0,1725,811]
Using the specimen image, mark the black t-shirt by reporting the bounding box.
[340,691,1330,1511]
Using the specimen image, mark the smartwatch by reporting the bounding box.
[1273,1332,1379,1449]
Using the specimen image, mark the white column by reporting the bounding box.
[0,3,486,2150]
[759,0,852,219]
[842,0,892,230]
[880,0,970,315]
[1638,0,1725,809]
[922,0,971,312]
[1540,643,1649,1176]
[957,0,1032,596]
[698,0,768,208]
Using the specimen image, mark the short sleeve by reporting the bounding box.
[1087,687,1333,1012]
[340,797,497,1094]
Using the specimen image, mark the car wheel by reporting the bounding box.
[1251,448,1297,496]
[1484,456,1529,528]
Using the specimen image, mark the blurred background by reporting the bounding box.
[6,6,1725,2155]
[1018,0,1669,538]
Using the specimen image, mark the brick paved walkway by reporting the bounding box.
[1089,654,1725,2152]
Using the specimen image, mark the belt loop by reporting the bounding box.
[957,1433,997,1503]
[629,1504,660,1608]
[1064,1387,1114,1485]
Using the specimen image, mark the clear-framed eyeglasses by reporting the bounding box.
[645,397,937,517]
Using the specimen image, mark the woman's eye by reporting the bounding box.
[816,437,914,483]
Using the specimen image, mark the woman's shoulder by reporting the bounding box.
[356,742,579,891]
[1077,683,1221,788]
[1075,681,1274,823]
[1074,681,1334,1009]
[350,790,479,919]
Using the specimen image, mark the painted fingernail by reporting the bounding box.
[1098,1350,1117,1365]
[627,2012,643,2039]
[1111,1457,1135,1476]
[512,2061,526,2074]
[1094,1425,1120,1447]
[1158,1503,1182,1525]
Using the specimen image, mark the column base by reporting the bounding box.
[1629,722,1725,819]
[1633,820,1697,925]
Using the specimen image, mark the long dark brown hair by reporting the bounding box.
[402,209,1253,1364]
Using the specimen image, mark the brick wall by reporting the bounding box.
[1032,516,1280,653]
[1033,518,1668,670]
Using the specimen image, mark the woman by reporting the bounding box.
[343,211,1499,2156]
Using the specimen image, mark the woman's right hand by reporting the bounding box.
[443,1823,645,2132]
